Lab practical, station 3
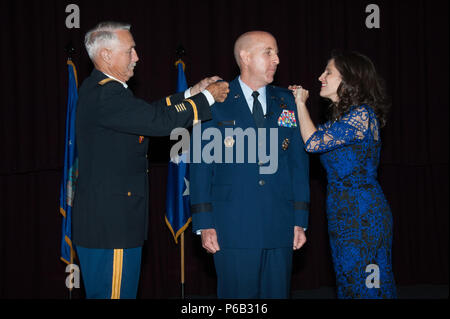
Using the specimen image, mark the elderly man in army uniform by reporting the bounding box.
[72,21,229,299]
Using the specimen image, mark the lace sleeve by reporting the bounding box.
[305,106,370,153]
[317,122,332,131]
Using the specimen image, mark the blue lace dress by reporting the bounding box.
[305,104,396,298]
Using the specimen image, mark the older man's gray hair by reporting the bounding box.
[84,21,131,61]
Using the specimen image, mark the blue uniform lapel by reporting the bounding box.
[228,77,255,128]
[226,78,287,129]
[265,85,283,128]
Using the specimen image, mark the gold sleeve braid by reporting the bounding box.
[165,96,198,123]
[185,99,198,123]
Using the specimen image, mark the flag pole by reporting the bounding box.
[69,248,73,300]
[176,45,187,300]
[65,42,75,300]
[181,232,185,299]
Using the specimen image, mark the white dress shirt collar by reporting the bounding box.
[103,72,128,89]
[238,76,267,115]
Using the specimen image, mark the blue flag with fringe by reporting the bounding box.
[60,59,78,264]
[165,60,191,244]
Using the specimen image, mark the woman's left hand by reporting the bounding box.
[288,85,316,143]
[289,85,309,105]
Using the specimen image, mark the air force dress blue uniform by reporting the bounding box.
[190,77,310,298]
[73,68,212,298]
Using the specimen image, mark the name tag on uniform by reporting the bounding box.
[277,110,297,128]
[218,120,235,126]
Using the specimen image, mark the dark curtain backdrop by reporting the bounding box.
[0,0,447,298]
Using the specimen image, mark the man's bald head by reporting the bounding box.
[233,31,279,91]
[233,31,276,68]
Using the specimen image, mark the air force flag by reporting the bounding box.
[165,60,191,244]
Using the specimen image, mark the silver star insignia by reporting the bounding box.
[183,177,190,196]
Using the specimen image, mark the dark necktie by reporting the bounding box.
[251,91,264,128]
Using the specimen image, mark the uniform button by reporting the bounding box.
[146,169,150,173]
[127,192,132,197]
[259,180,265,186]
[146,154,148,159]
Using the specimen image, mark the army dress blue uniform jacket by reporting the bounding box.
[190,77,310,249]
[73,68,211,249]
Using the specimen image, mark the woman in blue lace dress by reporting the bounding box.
[291,51,396,298]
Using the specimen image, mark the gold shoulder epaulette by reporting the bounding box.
[98,78,116,86]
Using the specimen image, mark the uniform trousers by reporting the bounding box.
[213,247,293,299]
[76,246,142,299]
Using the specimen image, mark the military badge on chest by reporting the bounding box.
[224,136,235,148]
[282,138,290,151]
[277,109,298,128]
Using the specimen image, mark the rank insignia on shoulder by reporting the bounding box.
[139,136,144,144]
[282,138,290,150]
[166,96,172,106]
[98,78,116,86]
[277,110,297,128]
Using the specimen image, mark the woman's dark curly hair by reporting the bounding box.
[329,50,390,127]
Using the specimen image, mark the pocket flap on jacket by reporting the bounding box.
[107,176,146,197]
